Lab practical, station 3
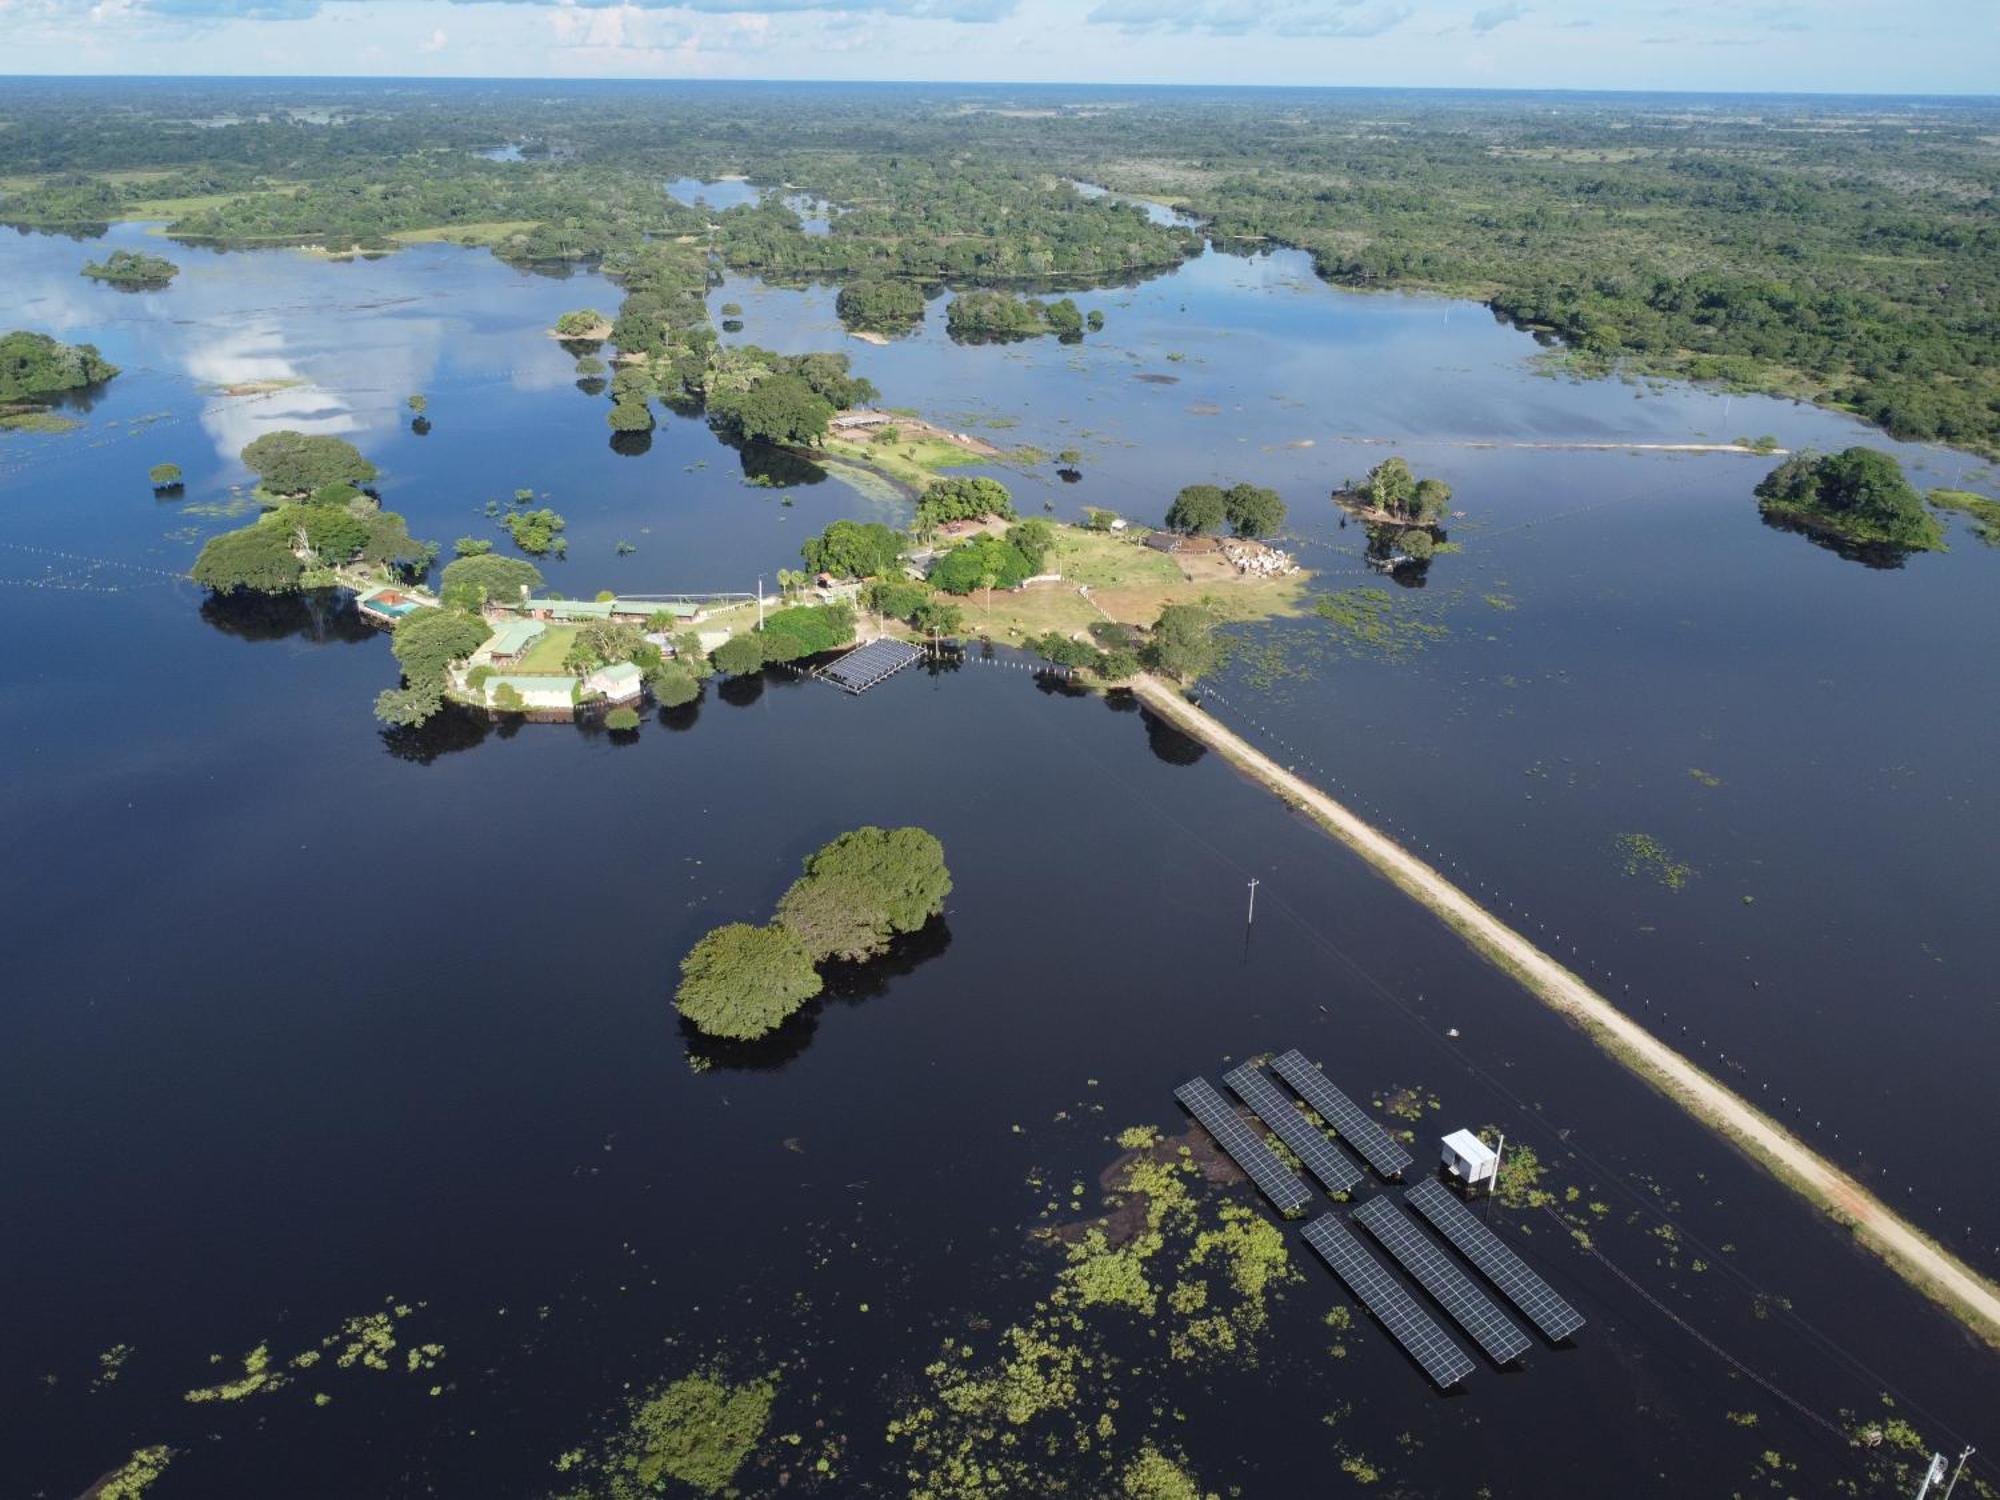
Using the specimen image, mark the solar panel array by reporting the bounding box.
[1222,1062,1364,1194]
[1354,1197,1531,1366]
[1270,1049,1414,1179]
[1302,1214,1475,1390]
[1174,1078,1311,1215]
[819,638,923,694]
[1406,1179,1587,1343]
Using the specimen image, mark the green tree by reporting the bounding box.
[439,553,542,609]
[708,373,834,446]
[775,826,952,963]
[563,620,644,675]
[711,633,766,675]
[1164,484,1226,534]
[390,607,489,691]
[1006,517,1056,571]
[1411,477,1453,524]
[555,308,606,336]
[864,578,931,621]
[191,520,303,594]
[239,431,376,499]
[1397,528,1437,562]
[292,504,368,565]
[148,462,182,489]
[650,661,702,706]
[81,249,178,287]
[928,535,1032,595]
[1146,603,1221,686]
[1222,482,1285,538]
[608,398,655,433]
[453,536,493,558]
[1754,446,1943,550]
[757,601,856,661]
[674,922,823,1040]
[910,599,963,638]
[916,477,1016,528]
[1364,457,1416,517]
[835,278,926,333]
[406,393,426,414]
[0,330,118,403]
[802,519,904,580]
[503,508,566,556]
[605,706,641,732]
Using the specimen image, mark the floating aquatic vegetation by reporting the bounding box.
[184,1343,286,1404]
[1687,768,1722,788]
[90,1445,174,1499]
[1617,832,1694,890]
[554,1368,778,1499]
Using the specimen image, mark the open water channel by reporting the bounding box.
[1,200,1995,1496]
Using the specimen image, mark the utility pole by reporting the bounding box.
[1942,1447,1975,1500]
[1915,1453,1949,1500]
[1245,878,1259,925]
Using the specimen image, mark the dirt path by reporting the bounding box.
[1129,673,2000,1349]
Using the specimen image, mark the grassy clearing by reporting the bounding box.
[511,622,582,675]
[893,525,1309,645]
[819,430,984,492]
[386,220,542,247]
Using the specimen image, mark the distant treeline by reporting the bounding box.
[3,83,1997,451]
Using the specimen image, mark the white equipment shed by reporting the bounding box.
[1440,1128,1500,1190]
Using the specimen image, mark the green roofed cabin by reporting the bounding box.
[524,598,615,622]
[584,661,645,704]
[482,674,578,713]
[611,598,702,622]
[483,618,546,666]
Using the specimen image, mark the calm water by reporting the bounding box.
[2,211,1995,1496]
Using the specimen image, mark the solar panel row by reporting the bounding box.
[1222,1062,1364,1194]
[1405,1178,1587,1343]
[1174,1078,1312,1215]
[1270,1049,1414,1178]
[1302,1214,1475,1390]
[1353,1197,1531,1365]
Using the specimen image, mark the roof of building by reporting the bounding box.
[588,661,645,688]
[483,673,577,703]
[613,599,701,618]
[1441,1128,1497,1166]
[1143,530,1183,552]
[486,619,545,656]
[524,598,615,620]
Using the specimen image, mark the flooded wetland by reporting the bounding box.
[4,146,1998,1495]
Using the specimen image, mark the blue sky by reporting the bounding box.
[0,0,1993,93]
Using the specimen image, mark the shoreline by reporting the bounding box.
[1126,672,2000,1351]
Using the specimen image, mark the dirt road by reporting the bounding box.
[1130,673,2000,1348]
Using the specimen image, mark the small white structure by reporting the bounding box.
[1440,1129,1500,1191]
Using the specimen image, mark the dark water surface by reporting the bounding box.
[2,214,1996,1496]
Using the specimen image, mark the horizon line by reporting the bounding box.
[0,75,1996,102]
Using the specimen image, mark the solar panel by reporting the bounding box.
[818,638,923,693]
[1269,1049,1414,1179]
[1354,1197,1531,1366]
[1174,1078,1311,1215]
[1405,1179,1586,1343]
[1222,1062,1364,1194]
[1302,1214,1474,1390]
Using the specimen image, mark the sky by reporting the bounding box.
[0,0,1993,94]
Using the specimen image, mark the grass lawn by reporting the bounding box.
[512,622,583,675]
[904,524,1312,646]
[388,220,543,247]
[820,431,984,493]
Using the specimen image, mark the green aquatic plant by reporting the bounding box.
[1617,832,1694,890]
[184,1343,286,1403]
[94,1445,174,1499]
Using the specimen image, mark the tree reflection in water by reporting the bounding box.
[679,917,953,1073]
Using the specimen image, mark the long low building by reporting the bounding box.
[480,674,577,712]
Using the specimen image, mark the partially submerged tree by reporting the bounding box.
[775,825,952,964]
[675,922,823,1041]
[239,430,376,499]
[191,520,304,594]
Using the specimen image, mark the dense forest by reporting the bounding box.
[2,81,1996,451]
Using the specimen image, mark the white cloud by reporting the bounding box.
[418,22,446,46]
